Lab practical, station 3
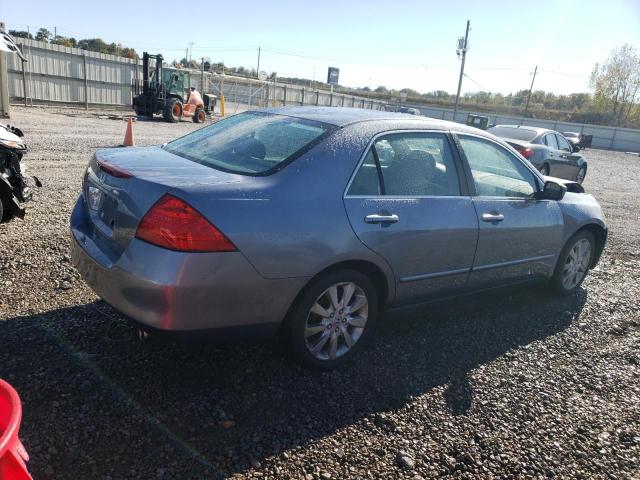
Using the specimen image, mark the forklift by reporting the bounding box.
[133,52,215,123]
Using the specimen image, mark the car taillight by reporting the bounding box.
[514,146,534,159]
[97,159,133,179]
[135,194,236,252]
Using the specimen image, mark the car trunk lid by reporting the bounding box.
[84,146,245,259]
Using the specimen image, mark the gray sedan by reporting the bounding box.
[487,125,588,183]
[71,107,607,369]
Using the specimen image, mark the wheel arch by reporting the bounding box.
[281,259,392,331]
[576,223,607,268]
[561,223,607,270]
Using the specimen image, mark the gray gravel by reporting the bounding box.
[1,107,639,479]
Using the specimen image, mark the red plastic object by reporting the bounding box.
[0,380,32,480]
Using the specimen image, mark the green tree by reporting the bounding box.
[35,28,52,42]
[8,30,33,39]
[51,35,77,48]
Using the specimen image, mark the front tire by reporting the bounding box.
[576,166,587,184]
[193,107,206,123]
[163,99,182,123]
[551,230,595,295]
[286,270,379,370]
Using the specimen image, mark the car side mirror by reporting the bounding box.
[572,144,581,153]
[536,180,566,201]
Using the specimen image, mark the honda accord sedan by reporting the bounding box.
[487,125,588,183]
[71,107,607,369]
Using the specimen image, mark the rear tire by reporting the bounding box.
[193,107,206,123]
[539,163,550,176]
[285,269,378,370]
[0,196,5,223]
[163,99,182,123]
[550,230,595,295]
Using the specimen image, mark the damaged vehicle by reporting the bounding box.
[0,32,41,222]
[71,107,607,369]
[0,122,41,221]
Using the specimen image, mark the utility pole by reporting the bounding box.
[256,46,261,78]
[524,65,538,117]
[453,19,470,121]
[188,42,194,66]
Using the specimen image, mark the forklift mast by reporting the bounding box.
[142,53,164,97]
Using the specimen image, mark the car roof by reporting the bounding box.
[492,124,555,136]
[262,106,462,129]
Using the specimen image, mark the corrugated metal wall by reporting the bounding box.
[8,39,138,106]
[6,39,384,111]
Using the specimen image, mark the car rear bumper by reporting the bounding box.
[70,195,307,332]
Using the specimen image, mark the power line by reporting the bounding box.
[463,73,491,92]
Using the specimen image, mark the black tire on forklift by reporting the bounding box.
[0,195,5,223]
[193,108,206,123]
[163,99,182,123]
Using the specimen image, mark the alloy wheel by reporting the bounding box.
[561,238,592,290]
[304,282,369,361]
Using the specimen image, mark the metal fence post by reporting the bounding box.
[609,128,617,150]
[316,91,319,106]
[301,87,305,106]
[83,53,89,109]
[19,45,28,107]
[283,85,287,106]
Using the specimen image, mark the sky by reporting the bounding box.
[1,0,639,95]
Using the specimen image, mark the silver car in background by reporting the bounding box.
[71,107,607,369]
[487,125,588,183]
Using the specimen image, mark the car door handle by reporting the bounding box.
[481,212,504,222]
[365,214,399,224]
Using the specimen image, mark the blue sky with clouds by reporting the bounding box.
[2,0,639,94]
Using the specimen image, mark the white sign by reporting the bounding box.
[258,71,268,81]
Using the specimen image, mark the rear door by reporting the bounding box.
[455,134,564,287]
[541,133,563,175]
[343,131,478,304]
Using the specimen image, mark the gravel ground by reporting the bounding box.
[1,107,639,480]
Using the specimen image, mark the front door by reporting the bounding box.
[455,134,565,287]
[555,133,580,180]
[343,131,478,304]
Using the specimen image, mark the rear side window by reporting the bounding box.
[163,112,333,175]
[348,150,381,196]
[347,132,460,197]
[487,126,537,142]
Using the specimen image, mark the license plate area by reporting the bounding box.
[86,182,118,236]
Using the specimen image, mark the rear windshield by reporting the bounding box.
[163,112,333,175]
[487,126,537,142]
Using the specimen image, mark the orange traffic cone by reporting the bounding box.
[123,117,135,147]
